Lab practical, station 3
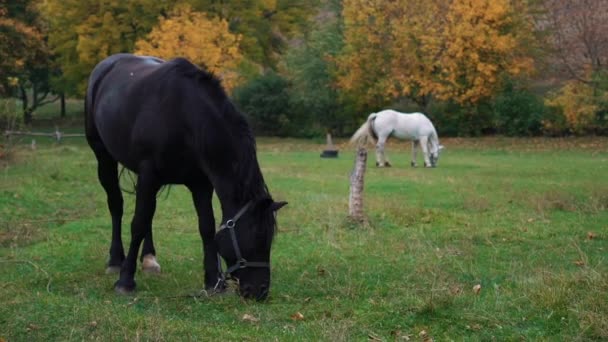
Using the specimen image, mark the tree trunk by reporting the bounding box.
[60,93,66,117]
[20,87,32,124]
[348,147,367,221]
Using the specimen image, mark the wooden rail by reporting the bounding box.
[4,129,85,142]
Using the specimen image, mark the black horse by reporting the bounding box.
[85,53,286,300]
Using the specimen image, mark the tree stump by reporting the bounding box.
[348,147,367,221]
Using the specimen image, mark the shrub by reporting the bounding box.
[544,81,598,135]
[493,84,545,136]
[428,100,495,137]
[232,71,292,136]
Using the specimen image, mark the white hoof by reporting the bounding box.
[142,254,161,274]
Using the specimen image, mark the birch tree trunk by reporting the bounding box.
[349,147,367,221]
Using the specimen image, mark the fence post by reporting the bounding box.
[54,126,62,142]
[348,147,367,221]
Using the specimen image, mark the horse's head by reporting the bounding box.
[215,198,287,300]
[430,145,445,167]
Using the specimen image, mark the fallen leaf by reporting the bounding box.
[450,286,462,295]
[473,284,482,294]
[391,330,411,341]
[587,232,597,240]
[466,323,481,331]
[418,330,434,341]
[574,260,585,267]
[368,332,382,341]
[242,314,259,323]
[89,321,98,328]
[290,312,304,321]
[26,323,40,331]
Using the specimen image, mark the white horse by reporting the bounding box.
[351,109,444,167]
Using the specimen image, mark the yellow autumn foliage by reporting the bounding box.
[545,81,602,134]
[337,0,536,109]
[135,4,244,91]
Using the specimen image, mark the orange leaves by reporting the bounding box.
[135,4,243,92]
[290,312,304,321]
[337,0,537,108]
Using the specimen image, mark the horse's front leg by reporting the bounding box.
[115,163,161,294]
[419,136,432,167]
[411,140,419,167]
[188,181,223,292]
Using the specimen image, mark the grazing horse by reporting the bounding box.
[85,53,286,300]
[351,109,444,167]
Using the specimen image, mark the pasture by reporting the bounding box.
[1,135,607,340]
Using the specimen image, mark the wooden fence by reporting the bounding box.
[4,128,85,142]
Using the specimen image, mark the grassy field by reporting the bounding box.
[1,133,607,341]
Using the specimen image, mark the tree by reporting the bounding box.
[135,4,243,91]
[282,0,346,135]
[191,0,321,69]
[40,0,174,96]
[541,0,608,85]
[538,0,608,134]
[336,0,537,111]
[1,0,56,123]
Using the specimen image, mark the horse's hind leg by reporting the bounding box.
[375,135,391,167]
[141,231,160,274]
[411,140,419,167]
[115,162,161,293]
[92,147,125,274]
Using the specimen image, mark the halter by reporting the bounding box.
[214,201,270,290]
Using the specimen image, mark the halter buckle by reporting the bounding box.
[237,259,247,269]
[225,219,235,229]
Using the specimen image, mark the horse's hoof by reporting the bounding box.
[114,280,136,294]
[385,162,392,167]
[142,254,161,274]
[106,265,121,274]
[411,162,417,167]
[375,162,380,167]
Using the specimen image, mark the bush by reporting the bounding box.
[493,84,545,136]
[232,71,292,136]
[428,100,496,137]
[0,98,22,159]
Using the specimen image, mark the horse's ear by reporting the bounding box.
[270,201,287,212]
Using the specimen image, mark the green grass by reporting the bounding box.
[1,134,607,341]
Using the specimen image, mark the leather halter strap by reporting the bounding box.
[215,200,270,288]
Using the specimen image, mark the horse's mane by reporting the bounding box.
[165,58,276,242]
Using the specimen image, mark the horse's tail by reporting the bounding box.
[350,113,378,147]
